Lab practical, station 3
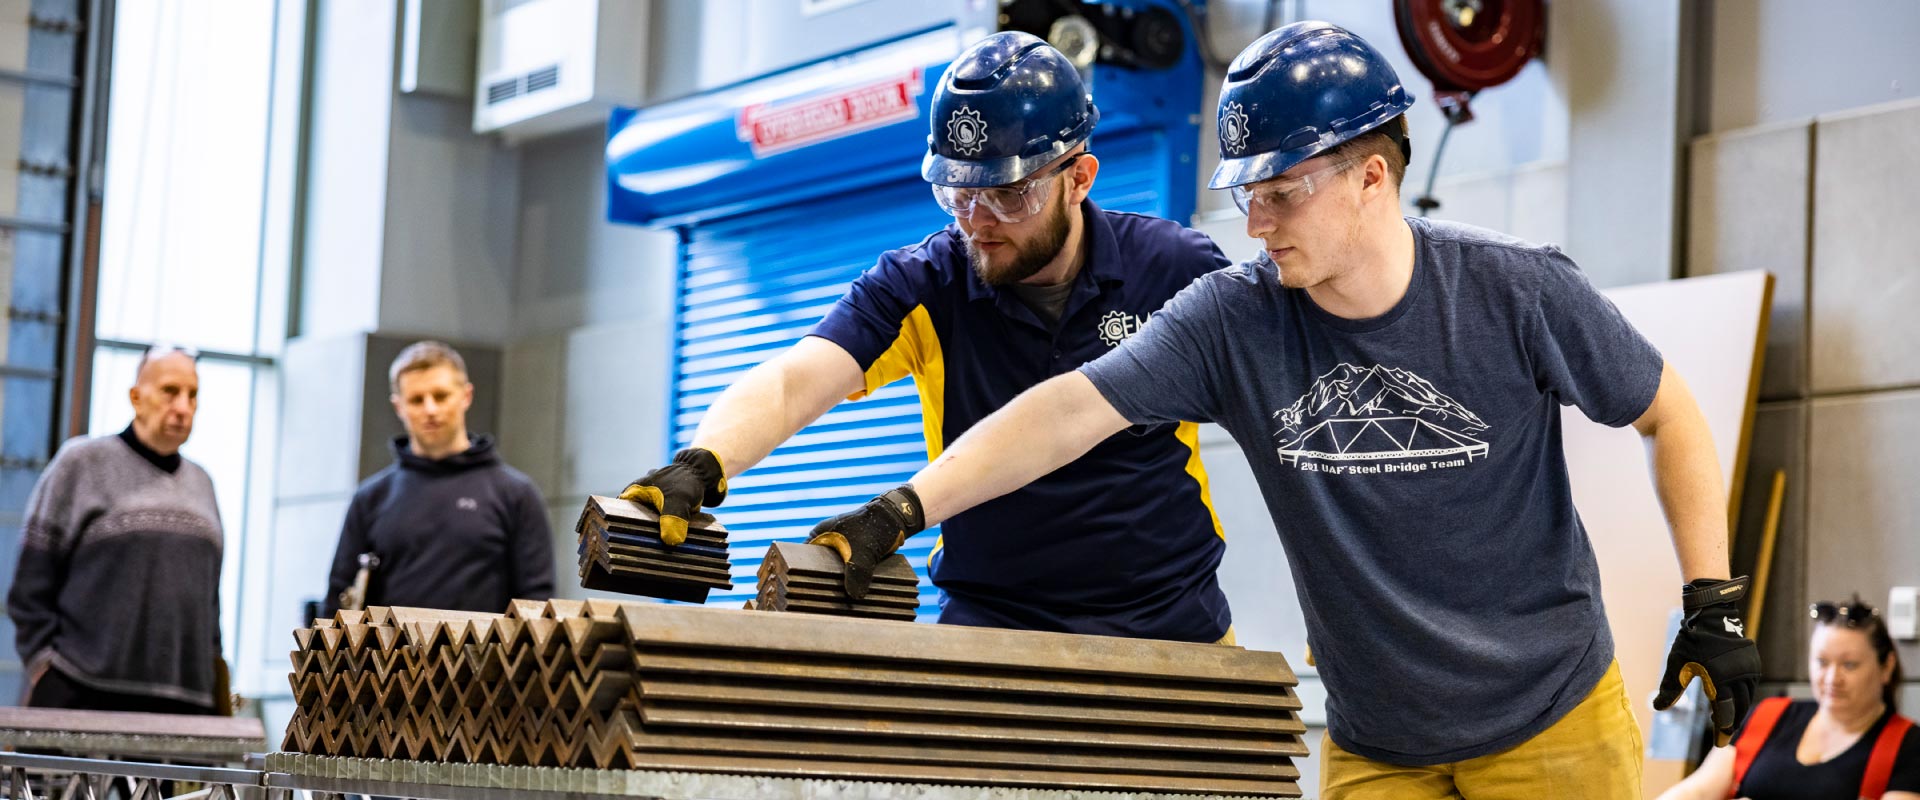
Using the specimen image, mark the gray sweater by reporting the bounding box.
[7,433,223,708]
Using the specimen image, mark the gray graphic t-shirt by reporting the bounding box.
[1080,218,1663,765]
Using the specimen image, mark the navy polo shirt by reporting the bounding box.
[809,200,1236,642]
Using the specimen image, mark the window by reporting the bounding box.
[83,0,304,696]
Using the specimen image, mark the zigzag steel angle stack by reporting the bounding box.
[282,598,1310,796]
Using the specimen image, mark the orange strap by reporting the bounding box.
[1729,696,1792,799]
[1861,713,1913,800]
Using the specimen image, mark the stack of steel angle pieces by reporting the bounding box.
[575,495,732,602]
[0,707,265,764]
[752,541,919,621]
[282,599,1307,797]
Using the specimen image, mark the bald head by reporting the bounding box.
[129,350,199,455]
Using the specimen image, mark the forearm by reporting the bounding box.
[1639,369,1731,582]
[691,340,860,477]
[1654,748,1734,800]
[910,372,1130,525]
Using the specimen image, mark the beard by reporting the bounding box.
[965,189,1073,287]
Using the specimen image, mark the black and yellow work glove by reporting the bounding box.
[1653,575,1762,747]
[619,447,727,546]
[807,485,924,600]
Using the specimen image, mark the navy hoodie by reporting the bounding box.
[324,434,554,615]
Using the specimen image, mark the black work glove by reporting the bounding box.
[1653,575,1762,747]
[619,448,727,546]
[806,485,924,600]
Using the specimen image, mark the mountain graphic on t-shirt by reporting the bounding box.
[1274,363,1488,435]
[1271,363,1491,464]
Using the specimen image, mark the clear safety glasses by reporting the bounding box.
[931,153,1087,224]
[1230,159,1355,216]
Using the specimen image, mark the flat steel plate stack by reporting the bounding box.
[575,496,733,603]
[282,599,1309,797]
[0,707,265,763]
[752,541,919,621]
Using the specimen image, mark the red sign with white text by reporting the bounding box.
[737,70,923,156]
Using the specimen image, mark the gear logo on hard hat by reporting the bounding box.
[1220,102,1252,155]
[946,106,988,157]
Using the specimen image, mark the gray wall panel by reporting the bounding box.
[378,93,520,345]
[1705,0,1920,134]
[1806,389,1920,672]
[1810,100,1920,393]
[1732,403,1808,681]
[498,334,566,499]
[560,319,673,500]
[546,499,583,600]
[1687,122,1810,401]
[512,127,678,339]
[1563,0,1688,287]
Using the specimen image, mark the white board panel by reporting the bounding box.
[1566,270,1772,758]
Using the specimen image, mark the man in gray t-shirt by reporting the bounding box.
[801,22,1760,797]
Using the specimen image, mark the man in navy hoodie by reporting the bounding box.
[324,341,554,615]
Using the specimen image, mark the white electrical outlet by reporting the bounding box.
[1889,586,1918,641]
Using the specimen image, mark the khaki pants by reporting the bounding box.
[1320,661,1643,799]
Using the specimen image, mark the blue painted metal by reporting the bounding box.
[605,1,1204,618]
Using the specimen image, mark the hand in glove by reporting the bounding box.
[806,486,924,600]
[619,448,727,546]
[1653,575,1763,747]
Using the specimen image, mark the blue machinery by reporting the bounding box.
[604,1,1205,613]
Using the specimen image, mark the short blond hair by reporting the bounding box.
[1324,114,1410,190]
[389,340,468,393]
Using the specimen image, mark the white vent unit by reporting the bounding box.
[474,0,647,139]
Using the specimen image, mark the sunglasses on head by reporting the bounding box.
[1809,600,1878,627]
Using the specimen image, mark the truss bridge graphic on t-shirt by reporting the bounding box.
[1272,363,1491,466]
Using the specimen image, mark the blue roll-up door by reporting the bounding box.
[669,128,1178,615]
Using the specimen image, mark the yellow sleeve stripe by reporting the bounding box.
[854,304,947,461]
[1174,421,1227,541]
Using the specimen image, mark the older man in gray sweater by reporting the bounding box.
[8,346,226,714]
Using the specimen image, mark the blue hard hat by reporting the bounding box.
[1209,21,1414,190]
[922,31,1099,188]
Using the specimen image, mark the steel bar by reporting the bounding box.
[632,675,1300,733]
[590,546,735,583]
[593,531,728,560]
[769,574,920,600]
[758,588,918,611]
[635,702,1305,757]
[617,603,1297,685]
[763,541,914,585]
[0,709,266,764]
[264,752,1289,799]
[608,749,1298,797]
[623,725,1301,780]
[577,497,728,539]
[0,708,264,741]
[629,648,1300,710]
[581,569,717,603]
[584,523,728,551]
[751,598,918,621]
[586,560,733,591]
